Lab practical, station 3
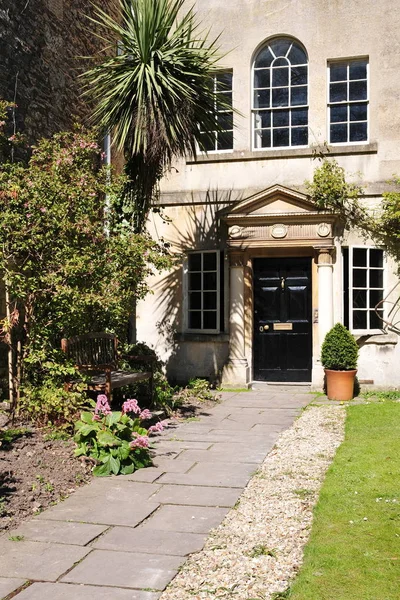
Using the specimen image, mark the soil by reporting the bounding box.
[0,425,92,534]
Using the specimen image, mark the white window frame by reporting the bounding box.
[200,72,234,154]
[252,38,309,151]
[327,58,369,145]
[184,250,221,334]
[347,246,385,335]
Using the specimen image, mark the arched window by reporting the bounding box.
[252,37,308,149]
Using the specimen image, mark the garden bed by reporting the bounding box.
[0,425,92,533]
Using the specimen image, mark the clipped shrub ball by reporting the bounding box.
[321,323,359,371]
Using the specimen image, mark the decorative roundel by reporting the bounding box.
[271,224,288,239]
[317,223,331,238]
[229,225,244,239]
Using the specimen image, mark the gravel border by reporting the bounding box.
[159,404,346,600]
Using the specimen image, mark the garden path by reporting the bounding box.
[0,386,311,600]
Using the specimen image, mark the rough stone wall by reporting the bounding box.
[0,0,119,143]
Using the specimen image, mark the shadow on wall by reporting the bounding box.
[151,188,242,384]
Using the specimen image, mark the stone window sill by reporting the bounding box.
[174,332,229,343]
[187,142,378,165]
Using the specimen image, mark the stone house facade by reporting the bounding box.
[137,0,400,389]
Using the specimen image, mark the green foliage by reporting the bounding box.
[187,378,214,401]
[0,427,30,449]
[153,372,180,413]
[307,158,365,226]
[321,323,359,371]
[20,381,88,429]
[83,0,231,231]
[362,389,400,402]
[74,408,152,476]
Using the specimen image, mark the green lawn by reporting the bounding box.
[289,401,400,600]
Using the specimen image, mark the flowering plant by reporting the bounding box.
[74,394,167,476]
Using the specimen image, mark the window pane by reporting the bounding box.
[349,80,367,101]
[217,112,233,130]
[331,105,348,123]
[350,61,367,80]
[353,310,367,329]
[216,91,232,110]
[255,46,274,68]
[353,289,367,308]
[292,108,308,126]
[199,132,215,152]
[350,103,368,121]
[273,128,289,147]
[203,312,217,330]
[270,39,292,58]
[353,248,367,266]
[291,127,308,146]
[255,111,271,128]
[370,289,383,308]
[353,269,367,287]
[291,66,307,85]
[330,123,348,143]
[330,82,347,102]
[273,110,289,127]
[272,87,289,107]
[254,69,270,89]
[188,254,201,271]
[203,292,217,310]
[217,130,233,150]
[254,89,270,108]
[370,269,383,288]
[370,249,383,268]
[255,129,271,147]
[288,44,307,65]
[189,272,202,290]
[189,311,201,329]
[350,122,368,142]
[272,67,289,87]
[216,72,232,90]
[203,272,217,290]
[370,310,383,330]
[291,86,307,105]
[203,252,217,271]
[330,63,347,82]
[189,292,201,310]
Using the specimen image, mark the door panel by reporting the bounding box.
[253,257,312,382]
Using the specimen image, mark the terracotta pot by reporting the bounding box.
[325,369,357,401]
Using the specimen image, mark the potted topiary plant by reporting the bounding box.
[321,323,359,401]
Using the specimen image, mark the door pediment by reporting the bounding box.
[223,185,336,248]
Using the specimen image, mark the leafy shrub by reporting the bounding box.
[173,378,215,405]
[74,395,168,476]
[321,323,358,371]
[20,381,88,429]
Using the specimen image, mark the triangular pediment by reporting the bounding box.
[227,185,316,217]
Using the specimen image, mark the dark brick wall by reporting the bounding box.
[0,0,118,143]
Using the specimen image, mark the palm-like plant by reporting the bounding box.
[83,0,231,232]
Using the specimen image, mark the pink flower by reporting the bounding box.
[40,207,47,213]
[122,399,141,415]
[130,435,149,449]
[95,394,112,417]
[92,414,101,422]
[139,409,152,421]
[148,420,168,434]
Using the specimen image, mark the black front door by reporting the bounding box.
[253,257,312,382]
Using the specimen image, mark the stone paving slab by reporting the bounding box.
[8,520,107,546]
[157,461,256,488]
[151,458,196,473]
[94,527,206,556]
[0,540,90,581]
[14,582,160,600]
[0,577,26,599]
[176,444,274,464]
[120,467,165,483]
[151,484,242,507]
[62,550,184,591]
[140,505,229,534]
[36,497,160,527]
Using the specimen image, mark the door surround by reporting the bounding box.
[220,185,337,388]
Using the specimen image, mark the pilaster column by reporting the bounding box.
[221,250,250,387]
[317,248,334,344]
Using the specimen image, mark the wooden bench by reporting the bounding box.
[61,332,155,402]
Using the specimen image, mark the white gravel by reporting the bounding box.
[160,404,346,600]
